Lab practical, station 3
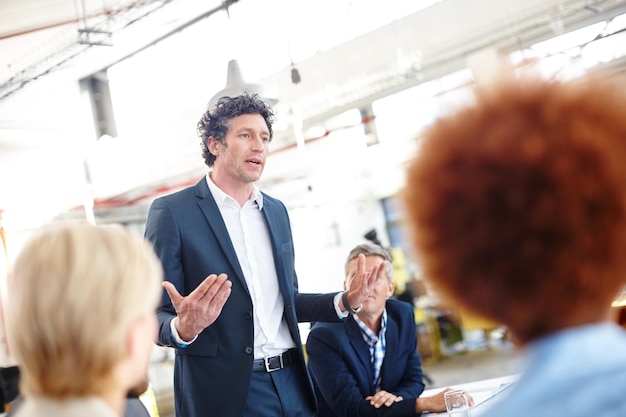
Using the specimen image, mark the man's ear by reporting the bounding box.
[386,281,396,298]
[207,136,220,156]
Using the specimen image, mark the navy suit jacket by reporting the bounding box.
[144,178,341,417]
[307,299,426,417]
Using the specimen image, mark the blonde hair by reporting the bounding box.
[6,222,163,398]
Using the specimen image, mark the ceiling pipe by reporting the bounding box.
[0,0,241,102]
[103,0,240,71]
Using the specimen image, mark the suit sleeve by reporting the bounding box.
[307,325,421,417]
[295,292,341,323]
[144,197,182,347]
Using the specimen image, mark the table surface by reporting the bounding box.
[422,374,519,416]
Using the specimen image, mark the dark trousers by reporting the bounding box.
[244,363,316,417]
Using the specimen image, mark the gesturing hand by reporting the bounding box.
[163,273,232,341]
[343,253,387,312]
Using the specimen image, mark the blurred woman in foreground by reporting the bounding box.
[403,72,626,417]
[6,222,162,417]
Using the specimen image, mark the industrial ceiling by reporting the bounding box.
[2,0,626,229]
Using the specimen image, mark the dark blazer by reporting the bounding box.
[144,178,341,417]
[125,398,151,417]
[306,299,426,417]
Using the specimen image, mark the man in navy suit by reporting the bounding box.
[144,93,383,417]
[307,243,459,416]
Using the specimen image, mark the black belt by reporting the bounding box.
[252,349,298,372]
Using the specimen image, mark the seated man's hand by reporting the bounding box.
[366,390,403,408]
[415,388,475,413]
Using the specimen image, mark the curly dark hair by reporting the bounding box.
[402,74,626,344]
[198,92,275,167]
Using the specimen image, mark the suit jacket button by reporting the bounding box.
[245,312,252,320]
[245,347,253,354]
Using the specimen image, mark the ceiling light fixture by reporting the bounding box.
[207,59,278,109]
[207,3,278,109]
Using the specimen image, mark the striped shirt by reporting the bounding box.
[353,309,388,391]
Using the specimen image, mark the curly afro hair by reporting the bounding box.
[402,73,626,344]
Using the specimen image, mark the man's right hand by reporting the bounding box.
[163,273,232,341]
[415,388,475,414]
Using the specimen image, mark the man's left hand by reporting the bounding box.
[342,253,386,312]
[366,390,403,408]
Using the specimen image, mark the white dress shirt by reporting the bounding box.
[171,174,346,355]
[205,174,296,358]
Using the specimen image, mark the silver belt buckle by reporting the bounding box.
[264,354,283,372]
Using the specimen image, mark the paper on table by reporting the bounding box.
[472,381,514,407]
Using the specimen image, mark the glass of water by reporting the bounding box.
[444,389,471,417]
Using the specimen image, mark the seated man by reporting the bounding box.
[307,243,456,417]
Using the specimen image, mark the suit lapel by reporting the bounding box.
[260,199,287,291]
[346,317,375,392]
[194,179,248,292]
[380,306,398,387]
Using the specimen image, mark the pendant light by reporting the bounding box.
[207,59,278,109]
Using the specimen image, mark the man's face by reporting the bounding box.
[344,255,394,317]
[209,113,270,184]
